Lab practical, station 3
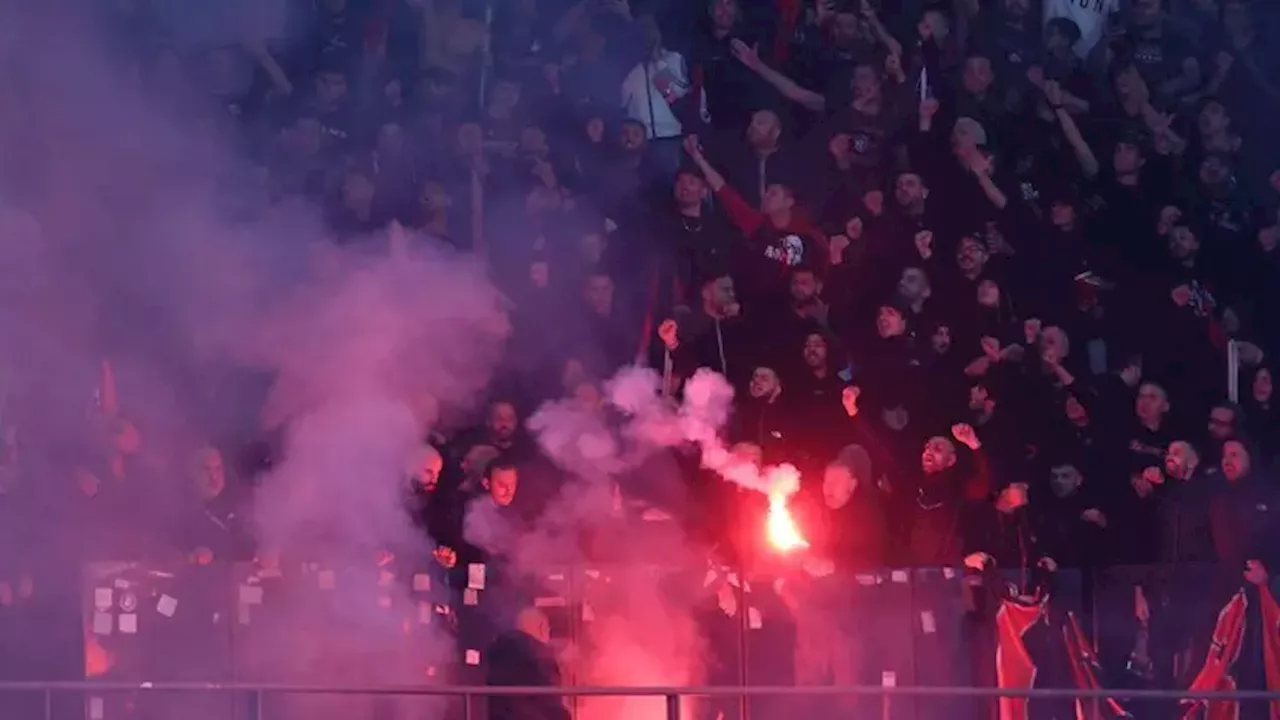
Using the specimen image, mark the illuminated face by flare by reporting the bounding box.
[486,466,519,506]
[1164,441,1197,480]
[410,445,443,492]
[193,446,225,500]
[749,367,780,399]
[1221,440,1251,481]
[822,464,857,509]
[921,436,957,474]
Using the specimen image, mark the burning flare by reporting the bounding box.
[764,466,808,552]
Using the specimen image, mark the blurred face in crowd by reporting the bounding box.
[832,12,864,49]
[383,77,403,108]
[932,324,952,354]
[457,122,484,155]
[1132,0,1163,28]
[1255,368,1273,403]
[1224,0,1251,37]
[895,173,927,208]
[761,184,795,216]
[287,117,322,157]
[585,116,606,144]
[898,267,930,302]
[193,446,226,500]
[411,445,443,492]
[851,64,882,103]
[674,172,706,208]
[962,56,994,96]
[790,270,820,305]
[463,444,499,480]
[710,0,739,32]
[341,172,375,210]
[1221,440,1250,481]
[746,110,782,152]
[1136,383,1169,425]
[490,80,521,113]
[489,402,519,443]
[520,125,550,158]
[969,384,990,412]
[1050,200,1075,228]
[921,436,957,474]
[377,122,405,158]
[1198,101,1230,138]
[977,278,1001,308]
[1199,155,1230,188]
[1040,326,1069,365]
[920,10,949,40]
[1113,141,1144,176]
[1065,393,1088,424]
[315,70,348,107]
[486,466,519,506]
[1164,441,1198,479]
[619,122,647,153]
[876,305,906,338]
[1208,405,1237,442]
[803,333,828,370]
[421,181,452,214]
[749,367,781,399]
[703,276,738,316]
[584,273,614,316]
[580,232,605,265]
[1168,224,1199,261]
[956,236,988,277]
[822,463,857,509]
[1003,0,1030,19]
[1045,24,1073,56]
[1050,464,1083,498]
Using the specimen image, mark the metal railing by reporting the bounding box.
[3,682,1280,720]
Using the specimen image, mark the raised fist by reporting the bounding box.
[658,318,679,349]
[950,423,980,450]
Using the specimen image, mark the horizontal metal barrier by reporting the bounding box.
[3,681,1280,698]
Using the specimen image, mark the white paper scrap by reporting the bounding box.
[463,588,479,606]
[882,671,897,687]
[156,594,178,618]
[467,564,486,590]
[239,585,264,606]
[891,570,909,584]
[418,602,432,625]
[89,696,105,720]
[94,588,113,611]
[118,613,137,634]
[582,603,595,622]
[747,607,762,630]
[413,573,431,592]
[465,649,480,666]
[92,612,113,636]
[920,611,937,635]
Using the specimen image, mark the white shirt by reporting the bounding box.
[621,49,701,140]
[1044,0,1121,58]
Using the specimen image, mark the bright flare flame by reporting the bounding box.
[767,492,808,552]
[764,466,808,552]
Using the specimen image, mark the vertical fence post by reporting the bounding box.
[255,689,264,720]
[43,689,53,720]
[665,693,681,720]
[463,692,474,720]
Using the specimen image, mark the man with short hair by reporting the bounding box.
[683,134,828,304]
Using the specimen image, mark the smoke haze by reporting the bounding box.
[0,0,509,712]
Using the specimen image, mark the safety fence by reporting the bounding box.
[1,560,1278,719]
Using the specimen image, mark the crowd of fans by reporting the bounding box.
[10,0,1280,627]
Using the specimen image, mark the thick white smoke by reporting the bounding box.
[0,1,510,712]
[470,366,802,720]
